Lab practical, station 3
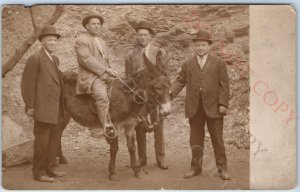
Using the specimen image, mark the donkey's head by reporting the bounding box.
[143,51,172,116]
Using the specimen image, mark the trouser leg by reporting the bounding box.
[149,107,165,164]
[91,78,110,127]
[206,117,227,172]
[46,103,63,175]
[32,121,52,179]
[135,105,147,165]
[188,101,206,172]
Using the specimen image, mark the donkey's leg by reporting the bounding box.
[58,109,71,164]
[125,127,141,178]
[108,137,119,180]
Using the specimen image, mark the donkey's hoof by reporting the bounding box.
[109,174,119,181]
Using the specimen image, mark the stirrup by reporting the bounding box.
[104,124,118,139]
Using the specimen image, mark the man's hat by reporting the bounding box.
[38,25,61,42]
[193,29,213,44]
[82,14,104,28]
[134,21,154,34]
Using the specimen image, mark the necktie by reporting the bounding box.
[198,56,205,69]
[141,45,150,59]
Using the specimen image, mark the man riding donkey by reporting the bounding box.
[75,14,118,139]
[125,21,170,170]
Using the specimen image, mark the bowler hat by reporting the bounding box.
[193,29,213,44]
[82,14,104,28]
[134,21,154,34]
[38,25,61,41]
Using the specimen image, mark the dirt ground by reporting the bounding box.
[2,149,249,190]
[2,101,249,190]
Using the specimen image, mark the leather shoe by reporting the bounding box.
[157,162,168,170]
[47,171,66,178]
[183,170,201,179]
[35,175,56,183]
[219,170,231,180]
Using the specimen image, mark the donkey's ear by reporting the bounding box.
[143,52,156,72]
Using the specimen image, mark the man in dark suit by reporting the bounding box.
[171,29,230,180]
[21,25,66,182]
[125,21,169,170]
[75,14,117,138]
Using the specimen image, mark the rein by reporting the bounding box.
[114,76,146,103]
[114,75,165,132]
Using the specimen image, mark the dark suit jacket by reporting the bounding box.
[75,32,111,94]
[125,44,168,77]
[171,54,229,119]
[21,48,63,124]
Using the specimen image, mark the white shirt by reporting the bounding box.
[142,43,151,59]
[94,37,105,59]
[43,48,54,62]
[197,54,208,69]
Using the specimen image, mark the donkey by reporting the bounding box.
[61,52,172,180]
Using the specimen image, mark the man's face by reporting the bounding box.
[41,35,58,53]
[194,40,210,57]
[137,29,153,47]
[86,18,101,36]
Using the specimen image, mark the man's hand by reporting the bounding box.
[106,68,118,77]
[26,108,34,117]
[219,105,227,115]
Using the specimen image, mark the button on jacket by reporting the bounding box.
[171,54,229,119]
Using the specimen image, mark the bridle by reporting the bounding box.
[115,74,167,131]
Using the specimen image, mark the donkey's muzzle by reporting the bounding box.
[160,102,171,117]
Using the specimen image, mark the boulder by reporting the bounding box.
[2,116,33,167]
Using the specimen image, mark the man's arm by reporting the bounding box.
[171,62,187,99]
[218,60,230,107]
[75,37,107,77]
[21,55,39,112]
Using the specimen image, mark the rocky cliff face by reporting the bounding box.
[2,5,249,149]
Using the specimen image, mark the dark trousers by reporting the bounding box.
[188,96,227,173]
[32,104,63,179]
[136,105,165,164]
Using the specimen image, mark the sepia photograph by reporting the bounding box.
[1,4,294,190]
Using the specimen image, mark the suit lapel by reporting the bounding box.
[191,55,201,79]
[93,36,106,59]
[40,49,60,84]
[202,54,212,76]
[53,56,63,84]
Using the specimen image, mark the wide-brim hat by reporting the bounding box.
[134,21,154,34]
[192,29,213,44]
[82,14,104,28]
[38,25,61,41]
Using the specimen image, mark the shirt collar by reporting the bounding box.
[43,48,53,61]
[197,53,208,63]
[139,43,151,58]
